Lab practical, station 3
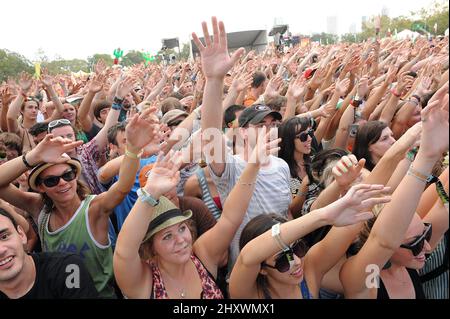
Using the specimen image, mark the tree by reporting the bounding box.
[41,59,89,75]
[87,54,113,71]
[178,43,191,61]
[311,33,338,45]
[0,49,33,82]
[121,50,145,67]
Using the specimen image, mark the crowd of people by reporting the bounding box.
[0,16,448,299]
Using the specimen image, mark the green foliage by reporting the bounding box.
[87,54,113,70]
[0,49,33,82]
[41,59,89,75]
[121,50,145,67]
[311,33,339,45]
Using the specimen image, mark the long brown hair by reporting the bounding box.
[239,214,287,298]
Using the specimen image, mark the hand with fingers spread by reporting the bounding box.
[357,77,370,98]
[287,76,307,101]
[323,184,391,227]
[116,77,136,100]
[332,154,366,190]
[192,17,245,80]
[144,151,183,198]
[18,72,33,93]
[264,76,283,99]
[88,73,105,93]
[335,78,351,97]
[248,127,281,166]
[26,134,84,166]
[417,93,449,159]
[231,71,253,93]
[125,106,160,153]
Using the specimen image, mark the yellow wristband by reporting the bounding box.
[125,149,141,159]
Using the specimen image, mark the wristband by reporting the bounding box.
[113,96,124,105]
[271,223,291,252]
[22,153,35,169]
[20,91,28,100]
[435,179,449,205]
[111,102,122,111]
[407,166,435,184]
[125,149,141,160]
[412,95,421,104]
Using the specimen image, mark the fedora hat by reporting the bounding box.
[28,158,82,191]
[142,196,192,243]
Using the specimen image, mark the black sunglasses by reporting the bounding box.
[39,169,77,188]
[296,129,314,142]
[262,239,309,273]
[400,223,432,256]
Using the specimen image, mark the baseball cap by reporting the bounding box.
[238,104,282,127]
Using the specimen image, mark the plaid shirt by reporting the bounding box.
[77,139,106,195]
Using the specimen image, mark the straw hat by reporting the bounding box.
[142,196,192,243]
[28,158,82,191]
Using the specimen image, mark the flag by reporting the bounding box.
[34,62,41,79]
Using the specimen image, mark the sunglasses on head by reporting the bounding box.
[262,239,309,273]
[48,119,71,132]
[296,129,314,142]
[400,223,432,256]
[39,169,77,188]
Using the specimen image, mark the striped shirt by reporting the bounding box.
[209,152,291,271]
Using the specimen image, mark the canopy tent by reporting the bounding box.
[191,30,268,57]
[445,28,449,36]
[161,38,180,50]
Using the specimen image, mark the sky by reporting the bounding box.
[0,0,440,61]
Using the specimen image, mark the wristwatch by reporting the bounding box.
[137,188,160,207]
[271,223,291,252]
[113,96,124,105]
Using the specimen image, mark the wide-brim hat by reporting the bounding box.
[28,158,82,191]
[142,196,192,243]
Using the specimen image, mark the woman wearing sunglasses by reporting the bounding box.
[339,93,449,299]
[114,129,280,299]
[278,117,316,202]
[229,180,391,299]
[0,107,160,298]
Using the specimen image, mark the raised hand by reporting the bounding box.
[40,68,54,88]
[88,73,105,93]
[287,76,307,101]
[144,150,183,198]
[332,154,366,189]
[335,78,351,97]
[27,134,84,166]
[125,106,160,152]
[231,71,253,92]
[264,76,283,99]
[357,77,370,98]
[18,72,33,93]
[95,59,107,75]
[248,127,281,165]
[417,93,449,159]
[324,184,391,227]
[116,77,136,99]
[192,17,245,79]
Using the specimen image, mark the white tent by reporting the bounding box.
[445,28,449,36]
[395,29,421,40]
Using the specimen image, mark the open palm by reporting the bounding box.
[192,17,245,79]
[145,151,183,197]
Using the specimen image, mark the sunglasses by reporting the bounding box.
[296,129,314,142]
[39,169,77,188]
[400,223,432,256]
[48,119,71,132]
[262,239,309,273]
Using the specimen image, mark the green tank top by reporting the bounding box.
[38,195,115,298]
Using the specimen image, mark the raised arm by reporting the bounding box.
[230,182,389,299]
[92,106,160,215]
[113,150,183,298]
[194,129,280,272]
[193,17,244,177]
[6,73,32,134]
[77,74,105,132]
[340,94,449,298]
[40,70,66,122]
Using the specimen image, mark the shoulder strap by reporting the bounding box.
[38,196,95,251]
[420,231,449,283]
